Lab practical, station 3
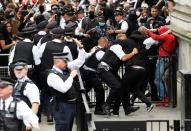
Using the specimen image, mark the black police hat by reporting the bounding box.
[66,10,75,16]
[46,21,58,30]
[12,59,28,70]
[22,26,38,35]
[114,10,123,16]
[15,32,25,40]
[64,22,77,35]
[97,16,105,22]
[0,78,14,88]
[51,27,65,35]
[37,20,48,30]
[52,52,69,60]
[76,7,84,14]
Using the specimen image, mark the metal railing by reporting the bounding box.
[87,55,178,107]
[0,54,9,78]
[147,120,169,131]
[76,70,96,131]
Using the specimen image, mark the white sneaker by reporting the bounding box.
[147,104,154,112]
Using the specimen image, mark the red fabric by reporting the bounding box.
[146,27,176,56]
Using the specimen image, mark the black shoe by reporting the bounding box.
[94,110,106,115]
[47,115,53,124]
[102,104,111,116]
[125,106,140,115]
[113,111,119,117]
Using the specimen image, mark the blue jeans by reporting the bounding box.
[154,58,169,99]
[54,101,75,131]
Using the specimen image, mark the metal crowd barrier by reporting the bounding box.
[88,55,178,107]
[147,120,169,131]
[76,70,96,131]
[0,54,9,78]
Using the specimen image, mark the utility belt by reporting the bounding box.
[131,65,145,70]
[53,97,76,111]
[83,65,96,72]
[97,62,111,72]
[54,97,76,104]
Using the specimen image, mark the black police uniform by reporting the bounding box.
[38,21,58,46]
[122,32,152,108]
[13,79,33,108]
[33,20,48,45]
[81,47,105,114]
[97,45,123,115]
[48,68,77,131]
[64,22,78,59]
[0,99,22,131]
[38,27,69,123]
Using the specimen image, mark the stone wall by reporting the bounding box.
[170,0,191,70]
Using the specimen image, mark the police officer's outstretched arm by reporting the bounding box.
[67,38,86,69]
[17,101,40,130]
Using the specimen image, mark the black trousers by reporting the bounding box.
[123,68,151,106]
[38,70,53,121]
[146,58,159,100]
[113,67,152,113]
[54,101,75,131]
[98,68,121,106]
[81,69,105,111]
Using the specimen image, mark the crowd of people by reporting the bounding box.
[0,0,177,131]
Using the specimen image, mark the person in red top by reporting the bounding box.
[145,25,176,102]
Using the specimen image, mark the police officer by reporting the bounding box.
[38,27,73,70]
[97,40,139,116]
[64,22,78,60]
[33,20,48,46]
[81,37,108,115]
[107,9,128,36]
[40,21,58,46]
[9,27,39,80]
[37,27,73,123]
[75,7,85,39]
[47,46,86,131]
[0,79,39,131]
[12,60,40,114]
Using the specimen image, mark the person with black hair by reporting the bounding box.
[0,21,16,66]
[147,5,166,29]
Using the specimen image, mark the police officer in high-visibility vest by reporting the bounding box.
[0,79,39,131]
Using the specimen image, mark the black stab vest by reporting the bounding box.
[48,69,77,101]
[0,99,22,131]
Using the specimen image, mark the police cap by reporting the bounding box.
[114,10,123,16]
[46,21,58,30]
[12,59,28,70]
[76,7,84,14]
[51,27,65,35]
[52,52,69,60]
[22,26,38,35]
[0,78,14,88]
[37,20,48,30]
[64,22,77,35]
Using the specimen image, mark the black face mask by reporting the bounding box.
[89,11,95,19]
